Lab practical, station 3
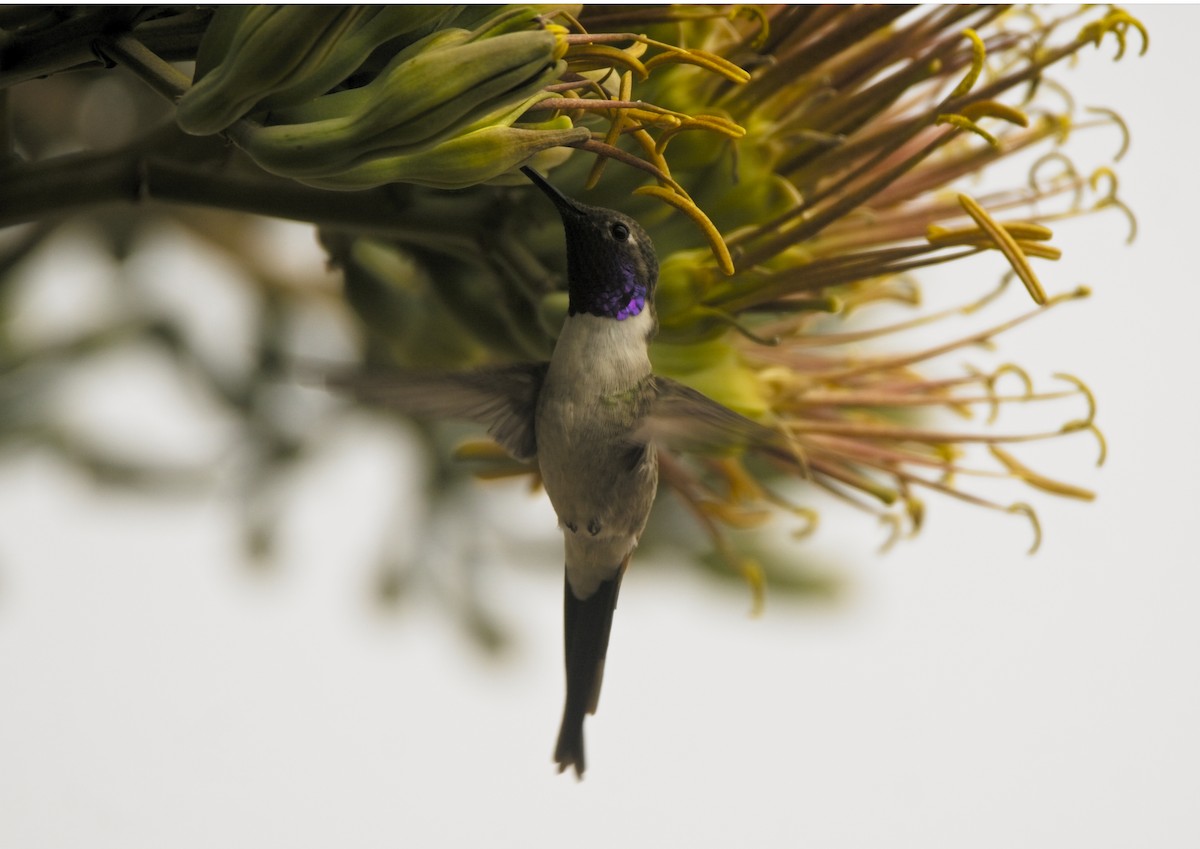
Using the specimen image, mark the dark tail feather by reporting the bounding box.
[553,560,628,778]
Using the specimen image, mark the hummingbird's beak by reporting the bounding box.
[521,166,585,219]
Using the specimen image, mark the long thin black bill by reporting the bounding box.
[521,166,585,217]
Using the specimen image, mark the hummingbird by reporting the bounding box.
[327,167,786,777]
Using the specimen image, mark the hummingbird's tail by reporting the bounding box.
[554,558,628,778]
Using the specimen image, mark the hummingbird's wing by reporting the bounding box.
[325,362,549,463]
[640,376,794,461]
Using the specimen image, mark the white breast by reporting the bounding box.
[545,309,654,395]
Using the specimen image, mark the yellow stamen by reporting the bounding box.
[985,362,1034,423]
[1089,165,1119,199]
[654,114,745,157]
[1018,242,1062,261]
[957,193,1047,305]
[960,99,1030,127]
[1029,152,1082,209]
[905,495,925,536]
[629,126,671,175]
[1078,8,1149,60]
[1052,372,1096,430]
[626,108,681,130]
[949,29,986,99]
[731,5,770,51]
[1088,165,1139,242]
[879,513,904,553]
[1083,106,1131,161]
[641,41,751,83]
[1085,423,1109,467]
[714,457,763,503]
[936,113,997,146]
[990,446,1095,502]
[585,71,633,190]
[927,221,1054,244]
[739,557,766,617]
[635,184,736,275]
[566,44,649,78]
[1008,503,1042,554]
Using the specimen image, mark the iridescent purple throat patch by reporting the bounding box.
[615,293,646,321]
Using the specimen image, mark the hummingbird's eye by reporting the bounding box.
[610,223,630,242]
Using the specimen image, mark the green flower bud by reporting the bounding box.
[299,123,589,191]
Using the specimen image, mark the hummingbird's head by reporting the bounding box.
[522,167,658,321]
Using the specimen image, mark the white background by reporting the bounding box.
[2,7,1197,847]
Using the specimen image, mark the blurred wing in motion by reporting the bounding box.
[325,362,549,463]
[639,376,794,462]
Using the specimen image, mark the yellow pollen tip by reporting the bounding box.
[960,100,1029,128]
[936,113,998,146]
[1007,503,1043,555]
[990,446,1096,502]
[956,194,1047,305]
[949,29,986,99]
[635,184,736,275]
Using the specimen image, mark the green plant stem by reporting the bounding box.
[0,148,144,223]
[94,32,190,103]
[0,137,482,255]
[145,161,471,249]
[0,7,205,90]
[0,7,138,89]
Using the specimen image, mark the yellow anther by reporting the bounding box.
[990,446,1096,502]
[957,194,1047,305]
[566,44,649,78]
[960,99,1030,127]
[936,113,997,146]
[1089,166,1119,202]
[545,24,571,61]
[714,457,764,503]
[927,220,1053,244]
[878,514,904,553]
[1078,8,1149,60]
[732,5,770,51]
[1007,503,1042,554]
[1088,166,1139,242]
[984,362,1034,423]
[1086,423,1109,467]
[655,113,746,156]
[1017,242,1062,261]
[949,28,986,99]
[635,184,736,275]
[739,558,766,617]
[905,496,926,536]
[641,41,751,83]
[1052,372,1097,430]
[1029,151,1083,208]
[1084,106,1131,161]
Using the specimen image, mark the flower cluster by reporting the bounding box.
[317,5,1142,603]
[0,5,1146,619]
